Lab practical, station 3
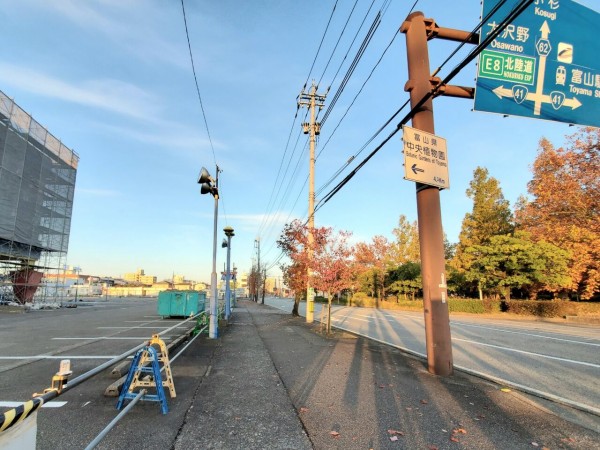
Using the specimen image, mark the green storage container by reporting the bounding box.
[157,290,205,318]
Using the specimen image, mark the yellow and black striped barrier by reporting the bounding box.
[0,397,44,433]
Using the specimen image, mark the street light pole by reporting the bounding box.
[232,264,237,308]
[224,226,234,320]
[198,166,220,339]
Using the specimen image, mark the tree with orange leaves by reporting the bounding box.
[515,128,599,300]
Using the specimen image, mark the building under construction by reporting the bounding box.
[0,90,78,304]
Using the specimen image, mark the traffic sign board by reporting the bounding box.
[402,126,449,189]
[474,0,600,127]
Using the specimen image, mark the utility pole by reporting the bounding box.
[401,12,476,376]
[298,81,326,323]
[261,268,266,304]
[255,238,261,303]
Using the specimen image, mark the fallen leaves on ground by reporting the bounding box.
[448,427,467,443]
[500,388,512,393]
[387,429,405,436]
[420,399,429,404]
[330,431,340,438]
[299,407,309,413]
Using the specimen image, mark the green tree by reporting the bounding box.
[391,215,420,264]
[452,167,514,299]
[464,231,570,300]
[515,128,600,300]
[388,262,422,301]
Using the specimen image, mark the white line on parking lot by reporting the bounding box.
[0,356,120,360]
[97,326,187,329]
[52,337,171,340]
[0,401,67,408]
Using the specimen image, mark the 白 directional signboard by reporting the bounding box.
[474,0,600,127]
[402,126,449,189]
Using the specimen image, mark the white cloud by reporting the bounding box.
[0,63,160,120]
[29,0,188,69]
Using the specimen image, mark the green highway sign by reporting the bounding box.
[474,0,600,127]
[479,49,536,85]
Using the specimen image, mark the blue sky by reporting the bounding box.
[1,0,596,282]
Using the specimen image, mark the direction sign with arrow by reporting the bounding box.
[474,0,600,127]
[411,163,424,174]
[402,126,449,189]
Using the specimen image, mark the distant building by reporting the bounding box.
[123,269,157,285]
[0,91,78,303]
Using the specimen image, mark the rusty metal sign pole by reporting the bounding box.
[402,12,453,376]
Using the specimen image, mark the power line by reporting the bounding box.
[322,0,378,94]
[313,0,534,215]
[303,0,339,90]
[180,0,218,168]
[320,11,381,127]
[314,0,506,199]
[257,113,300,235]
[317,27,401,162]
[316,0,361,88]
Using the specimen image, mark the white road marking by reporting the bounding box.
[453,322,600,346]
[0,401,67,408]
[97,326,186,329]
[52,337,170,340]
[331,316,371,323]
[0,356,120,360]
[453,338,600,368]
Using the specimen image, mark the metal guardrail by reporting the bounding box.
[0,311,205,435]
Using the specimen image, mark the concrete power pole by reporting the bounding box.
[255,238,261,303]
[298,81,326,323]
[401,12,476,376]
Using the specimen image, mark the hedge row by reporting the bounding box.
[502,300,572,317]
[349,295,600,318]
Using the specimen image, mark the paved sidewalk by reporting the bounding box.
[174,300,600,449]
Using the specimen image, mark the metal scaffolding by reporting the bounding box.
[0,90,78,304]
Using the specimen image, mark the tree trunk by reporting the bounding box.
[478,281,483,301]
[292,294,301,316]
[327,292,332,334]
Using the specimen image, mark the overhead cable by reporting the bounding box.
[313,0,534,215]
[180,0,218,167]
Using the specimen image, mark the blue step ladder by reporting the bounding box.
[116,345,169,414]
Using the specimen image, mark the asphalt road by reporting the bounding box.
[264,297,600,416]
[0,298,204,449]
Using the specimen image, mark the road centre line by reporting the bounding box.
[452,322,600,346]
[453,338,600,368]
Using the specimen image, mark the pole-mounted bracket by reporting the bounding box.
[430,77,475,99]
[401,15,479,45]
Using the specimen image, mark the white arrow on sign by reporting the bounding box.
[490,21,582,115]
[492,85,582,110]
